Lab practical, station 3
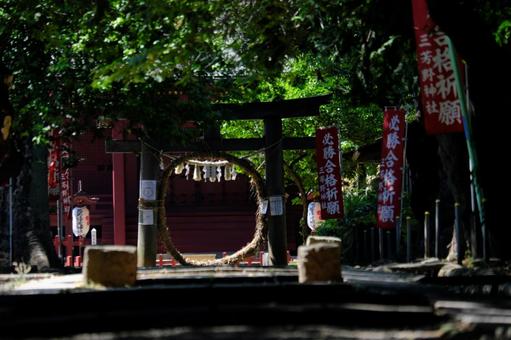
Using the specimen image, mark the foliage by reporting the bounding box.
[221,54,385,193]
[0,1,238,145]
[1,0,422,148]
[457,1,511,47]
[315,219,343,240]
[496,20,511,46]
[315,175,378,263]
[217,0,421,195]
[1,1,97,143]
[2,0,507,146]
[12,261,31,275]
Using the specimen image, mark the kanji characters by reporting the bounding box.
[382,168,397,187]
[316,127,344,219]
[439,100,462,125]
[322,132,334,146]
[389,115,401,131]
[377,109,405,228]
[323,145,336,160]
[378,205,395,223]
[324,173,338,187]
[425,101,439,114]
[435,73,457,99]
[432,46,451,73]
[413,1,464,133]
[386,131,401,150]
[384,150,398,168]
[326,201,340,215]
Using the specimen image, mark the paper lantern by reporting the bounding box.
[72,206,90,237]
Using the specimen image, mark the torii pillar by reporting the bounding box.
[264,116,287,265]
[111,120,127,245]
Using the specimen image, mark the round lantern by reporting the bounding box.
[72,206,90,237]
[307,202,323,231]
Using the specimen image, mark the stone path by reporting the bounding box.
[2,265,511,338]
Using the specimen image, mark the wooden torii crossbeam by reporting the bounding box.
[106,94,331,266]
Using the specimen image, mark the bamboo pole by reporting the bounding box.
[446,36,487,260]
[397,118,409,260]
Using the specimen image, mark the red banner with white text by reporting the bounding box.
[377,108,406,229]
[48,130,72,219]
[315,127,344,220]
[412,0,464,134]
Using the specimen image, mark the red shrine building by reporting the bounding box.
[50,129,301,254]
[50,96,333,256]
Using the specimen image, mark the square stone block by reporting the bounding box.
[298,242,342,283]
[306,235,342,247]
[83,245,137,287]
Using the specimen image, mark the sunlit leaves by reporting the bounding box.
[496,20,511,46]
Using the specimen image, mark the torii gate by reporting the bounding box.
[106,94,331,266]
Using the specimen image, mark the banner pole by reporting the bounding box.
[464,64,479,258]
[446,36,487,260]
[8,177,13,265]
[397,118,409,258]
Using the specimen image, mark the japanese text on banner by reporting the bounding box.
[315,127,344,219]
[412,0,464,134]
[48,130,72,219]
[377,108,405,229]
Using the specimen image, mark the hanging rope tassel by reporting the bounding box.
[224,164,232,181]
[174,163,184,175]
[203,164,216,182]
[193,164,202,181]
[216,165,222,182]
[230,164,237,180]
[184,163,190,179]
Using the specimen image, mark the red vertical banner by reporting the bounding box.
[48,130,71,219]
[412,0,464,134]
[60,141,72,219]
[48,131,61,200]
[377,108,406,229]
[315,127,344,219]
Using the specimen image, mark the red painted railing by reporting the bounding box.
[53,235,89,267]
[54,235,293,268]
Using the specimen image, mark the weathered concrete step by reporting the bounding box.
[435,300,511,326]
[65,323,462,339]
[0,271,442,338]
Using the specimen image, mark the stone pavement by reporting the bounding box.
[1,264,511,338]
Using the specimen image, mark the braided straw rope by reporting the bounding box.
[158,152,267,266]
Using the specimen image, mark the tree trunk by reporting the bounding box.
[406,122,471,259]
[1,62,58,271]
[13,140,60,271]
[436,134,471,260]
[0,184,10,269]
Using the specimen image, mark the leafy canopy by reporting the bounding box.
[1,0,415,146]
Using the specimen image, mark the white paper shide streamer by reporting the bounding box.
[174,160,238,183]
